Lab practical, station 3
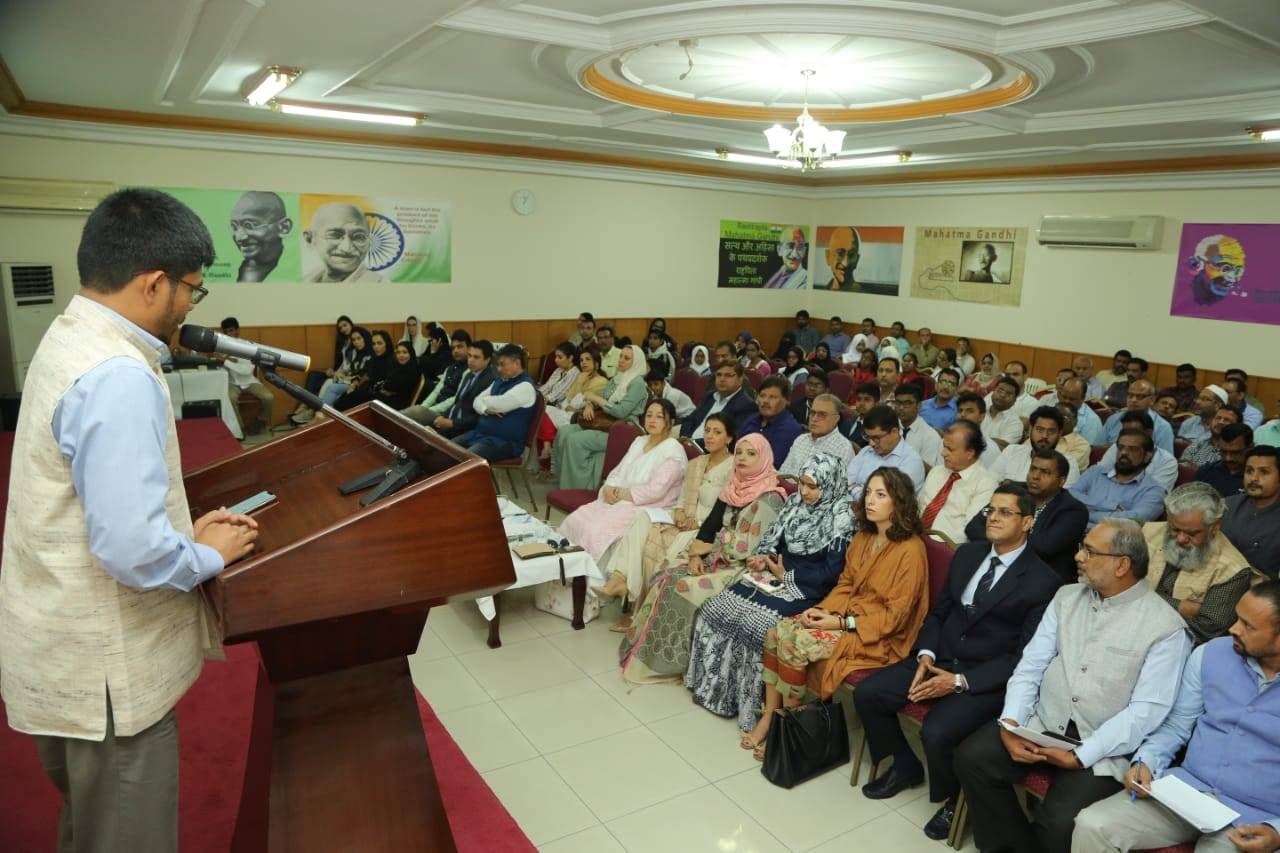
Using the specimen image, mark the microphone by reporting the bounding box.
[179,324,310,373]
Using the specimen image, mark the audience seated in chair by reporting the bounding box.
[1054,378,1104,446]
[217,316,274,435]
[551,344,648,490]
[1222,446,1280,580]
[1182,403,1244,469]
[597,413,735,630]
[954,518,1192,853]
[416,325,451,392]
[807,342,840,375]
[777,346,809,389]
[856,483,1063,842]
[905,326,939,370]
[643,330,678,380]
[1093,349,1130,397]
[736,376,802,469]
[594,325,620,378]
[895,383,943,469]
[918,420,998,545]
[876,356,901,407]
[1194,422,1253,497]
[402,329,472,424]
[847,404,926,503]
[296,325,370,422]
[741,338,772,377]
[567,312,595,349]
[962,352,1001,397]
[955,391,1003,469]
[838,380,879,447]
[1102,378,1176,454]
[687,452,853,735]
[644,359,695,421]
[965,449,1088,583]
[790,366,827,424]
[1226,376,1264,429]
[536,347,608,470]
[647,317,676,355]
[820,316,852,357]
[619,434,786,684]
[422,339,496,439]
[856,317,880,353]
[1099,410,1182,491]
[399,314,427,358]
[1054,402,1092,473]
[1071,428,1167,528]
[1072,580,1280,853]
[451,343,536,461]
[981,376,1026,452]
[751,468,928,758]
[919,367,960,432]
[899,353,935,400]
[1179,383,1227,444]
[687,344,712,376]
[300,313,353,402]
[537,341,580,409]
[333,330,396,411]
[989,405,1081,486]
[358,341,421,411]
[1104,356,1148,410]
[780,393,854,477]
[1145,482,1261,645]
[790,309,820,355]
[849,348,878,386]
[682,361,757,449]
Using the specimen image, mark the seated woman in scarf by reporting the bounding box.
[550,344,648,490]
[643,330,678,381]
[686,451,853,735]
[688,344,713,377]
[333,329,393,411]
[778,346,809,389]
[558,398,688,563]
[304,325,371,420]
[536,347,608,470]
[806,342,840,375]
[416,325,451,392]
[771,331,797,363]
[366,341,422,410]
[748,466,929,759]
[594,412,735,631]
[618,433,785,685]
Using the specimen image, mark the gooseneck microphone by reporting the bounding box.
[178,324,310,373]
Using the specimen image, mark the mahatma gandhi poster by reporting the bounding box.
[1169,223,1280,327]
[158,187,451,284]
[718,221,809,289]
[814,225,903,296]
[910,226,1027,307]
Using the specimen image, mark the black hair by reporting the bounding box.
[807,366,829,386]
[1245,445,1279,466]
[894,383,923,404]
[220,317,239,330]
[993,481,1035,516]
[937,367,961,384]
[1130,357,1149,372]
[956,391,986,414]
[1248,580,1280,627]
[863,404,899,433]
[1029,405,1065,431]
[796,309,810,319]
[1114,349,1132,359]
[862,317,876,325]
[995,375,1020,395]
[554,341,578,360]
[471,339,495,360]
[597,325,615,337]
[855,381,881,401]
[759,375,791,398]
[1030,446,1070,479]
[705,411,737,439]
[450,329,472,345]
[1117,427,1155,454]
[497,343,526,368]
[1006,360,1028,373]
[1118,410,1155,431]
[1226,368,1249,383]
[948,418,987,456]
[578,312,594,322]
[644,396,678,427]
[1220,422,1254,445]
[1176,362,1196,374]
[830,315,842,323]
[646,357,670,380]
[878,356,900,372]
[940,347,956,363]
[77,188,215,293]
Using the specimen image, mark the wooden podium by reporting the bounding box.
[182,402,515,852]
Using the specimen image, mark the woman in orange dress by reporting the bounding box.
[745,466,929,755]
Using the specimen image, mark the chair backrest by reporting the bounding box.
[1173,438,1190,460]
[680,439,703,461]
[827,370,854,403]
[537,352,558,384]
[672,367,699,400]
[694,373,713,402]
[790,382,807,403]
[1176,464,1196,487]
[1089,444,1108,466]
[409,374,427,406]
[523,393,547,451]
[602,420,644,479]
[744,368,764,390]
[924,534,955,604]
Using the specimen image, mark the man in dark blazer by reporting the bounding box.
[964,448,1089,582]
[431,339,496,439]
[853,482,1063,842]
[680,360,756,446]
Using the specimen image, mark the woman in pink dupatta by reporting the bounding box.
[557,398,688,561]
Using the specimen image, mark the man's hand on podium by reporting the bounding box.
[195,507,261,567]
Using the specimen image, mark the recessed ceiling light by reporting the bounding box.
[245,66,300,107]
[271,100,425,127]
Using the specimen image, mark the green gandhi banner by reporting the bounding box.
[717,220,809,289]
[160,188,452,284]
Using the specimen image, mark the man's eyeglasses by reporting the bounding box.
[1077,542,1125,560]
[809,409,838,420]
[980,505,1025,519]
[162,273,208,304]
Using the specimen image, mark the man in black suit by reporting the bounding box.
[431,339,496,439]
[964,448,1089,582]
[681,360,756,447]
[853,483,1063,841]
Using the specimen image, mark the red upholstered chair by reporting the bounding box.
[790,382,808,403]
[491,393,546,512]
[779,478,798,496]
[694,374,713,403]
[769,358,785,373]
[1090,444,1108,466]
[1015,774,1193,853]
[545,420,643,520]
[744,368,764,390]
[1173,438,1190,459]
[672,367,699,401]
[1176,464,1197,487]
[827,370,854,403]
[679,438,703,461]
[924,533,955,603]
[537,352,558,384]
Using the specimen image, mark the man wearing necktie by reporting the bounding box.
[854,484,1063,842]
[431,340,496,439]
[918,419,999,543]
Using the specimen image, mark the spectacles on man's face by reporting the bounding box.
[809,408,837,420]
[162,272,208,304]
[981,505,1024,519]
[1077,541,1124,560]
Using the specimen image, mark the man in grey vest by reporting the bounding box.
[954,518,1192,853]
[1072,580,1280,852]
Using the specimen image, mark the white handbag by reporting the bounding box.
[533,577,600,624]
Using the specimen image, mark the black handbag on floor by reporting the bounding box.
[760,699,850,788]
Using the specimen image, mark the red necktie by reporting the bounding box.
[922,471,961,530]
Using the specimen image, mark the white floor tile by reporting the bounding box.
[648,708,762,781]
[546,618,628,676]
[538,824,626,853]
[408,655,491,713]
[429,598,540,654]
[894,788,945,828]
[607,785,788,853]
[546,728,707,823]
[410,623,452,662]
[500,678,641,753]
[808,810,950,853]
[591,672,697,723]
[716,762,889,852]
[437,701,539,773]
[457,637,585,700]
[481,757,598,846]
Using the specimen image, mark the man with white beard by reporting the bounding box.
[1142,482,1262,644]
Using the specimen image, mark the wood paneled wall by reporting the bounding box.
[230,315,1278,428]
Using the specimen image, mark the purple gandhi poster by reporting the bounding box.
[1170,223,1280,326]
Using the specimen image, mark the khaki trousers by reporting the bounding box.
[1072,788,1239,852]
[229,378,275,428]
[32,700,179,853]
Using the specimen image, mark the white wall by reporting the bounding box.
[0,134,810,327]
[809,187,1280,370]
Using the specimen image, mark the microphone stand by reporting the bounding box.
[257,353,421,507]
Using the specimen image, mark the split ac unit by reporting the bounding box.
[0,263,58,394]
[1036,215,1163,250]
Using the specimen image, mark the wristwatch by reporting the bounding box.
[953,674,966,694]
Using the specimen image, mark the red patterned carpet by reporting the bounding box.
[0,418,534,852]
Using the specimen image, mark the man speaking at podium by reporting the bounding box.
[0,188,259,852]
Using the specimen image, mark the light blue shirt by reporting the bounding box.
[846,437,925,502]
[1075,403,1105,446]
[1134,643,1280,832]
[1068,466,1167,528]
[1243,403,1264,429]
[1102,409,1174,454]
[919,396,958,431]
[1001,585,1192,768]
[50,301,224,592]
[1178,416,1213,444]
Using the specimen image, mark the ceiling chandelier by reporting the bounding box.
[763,69,846,172]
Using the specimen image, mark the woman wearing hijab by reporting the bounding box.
[643,330,678,381]
[778,346,809,387]
[648,317,677,354]
[842,333,870,366]
[299,325,371,422]
[558,398,687,563]
[399,315,428,357]
[962,352,1002,395]
[551,344,648,490]
[334,329,394,411]
[771,332,797,362]
[619,433,786,685]
[688,344,713,376]
[686,452,853,733]
[416,326,451,391]
[878,336,903,361]
[806,342,839,375]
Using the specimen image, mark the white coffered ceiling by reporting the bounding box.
[2,0,1279,185]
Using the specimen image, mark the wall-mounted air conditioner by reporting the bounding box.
[1036,215,1164,250]
[0,177,115,214]
[0,263,58,393]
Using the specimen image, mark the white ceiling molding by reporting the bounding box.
[811,168,1280,198]
[343,84,605,126]
[1027,91,1280,132]
[440,5,613,50]
[154,0,213,106]
[959,111,1028,134]
[992,0,1211,52]
[185,0,270,105]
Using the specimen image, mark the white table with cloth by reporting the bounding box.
[478,498,605,647]
[165,368,243,440]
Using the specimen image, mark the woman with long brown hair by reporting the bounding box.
[745,466,929,757]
